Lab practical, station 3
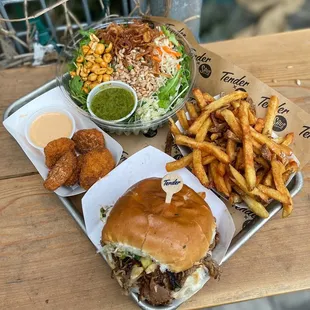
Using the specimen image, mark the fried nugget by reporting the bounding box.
[79,148,115,190]
[64,155,84,187]
[72,129,105,154]
[44,151,77,191]
[44,137,75,168]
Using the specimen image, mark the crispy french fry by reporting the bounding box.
[273,133,294,146]
[229,165,269,203]
[202,155,216,165]
[248,108,257,126]
[215,109,225,120]
[231,100,240,109]
[193,149,209,187]
[194,118,210,187]
[263,170,274,187]
[271,160,287,193]
[224,174,232,194]
[169,118,181,136]
[193,88,208,109]
[271,159,293,217]
[240,100,256,125]
[235,148,244,170]
[282,200,293,218]
[233,108,239,117]
[272,136,284,144]
[257,184,290,204]
[186,102,198,119]
[254,156,270,170]
[217,162,226,177]
[175,135,230,164]
[221,109,243,138]
[226,139,237,162]
[166,153,193,172]
[207,165,213,185]
[210,161,230,197]
[254,118,265,133]
[252,140,262,152]
[203,92,215,105]
[256,169,267,186]
[188,91,247,135]
[198,192,206,199]
[229,192,242,204]
[210,133,221,141]
[281,132,294,146]
[240,102,256,190]
[176,110,189,131]
[283,161,299,183]
[253,146,261,156]
[262,96,279,136]
[234,186,269,218]
[282,171,291,184]
[250,127,292,157]
[196,117,212,142]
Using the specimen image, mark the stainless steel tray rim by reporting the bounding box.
[3,79,304,310]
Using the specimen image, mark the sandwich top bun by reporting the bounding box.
[102,178,216,273]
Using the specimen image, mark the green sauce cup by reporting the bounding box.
[87,81,138,124]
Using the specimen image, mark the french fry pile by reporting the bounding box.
[167,89,299,218]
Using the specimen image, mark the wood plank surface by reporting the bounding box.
[0,67,56,178]
[1,29,310,309]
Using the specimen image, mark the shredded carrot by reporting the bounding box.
[152,55,161,62]
[156,47,163,55]
[162,46,181,57]
[176,64,181,70]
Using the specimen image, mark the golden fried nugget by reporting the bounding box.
[44,151,77,191]
[79,148,115,190]
[64,155,84,187]
[72,129,105,154]
[44,138,75,168]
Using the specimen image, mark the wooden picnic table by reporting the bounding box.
[1,29,310,309]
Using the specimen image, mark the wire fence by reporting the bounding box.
[0,0,202,68]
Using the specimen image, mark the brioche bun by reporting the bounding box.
[102,178,216,272]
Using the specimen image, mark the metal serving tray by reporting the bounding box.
[3,79,304,310]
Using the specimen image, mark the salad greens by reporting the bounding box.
[67,29,95,110]
[161,25,179,47]
[158,69,182,109]
[78,29,95,48]
[157,27,191,109]
[68,76,88,110]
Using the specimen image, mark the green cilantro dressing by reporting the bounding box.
[91,87,135,121]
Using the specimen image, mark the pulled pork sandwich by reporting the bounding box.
[101,178,220,306]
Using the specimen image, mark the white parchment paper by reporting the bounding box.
[3,87,123,197]
[82,146,235,265]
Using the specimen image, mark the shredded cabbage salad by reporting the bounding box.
[131,25,191,123]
